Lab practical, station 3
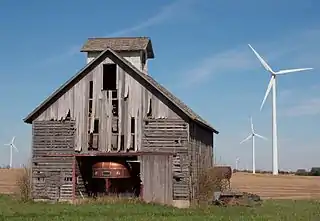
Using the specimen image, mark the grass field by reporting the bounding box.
[1,169,320,220]
[0,194,320,220]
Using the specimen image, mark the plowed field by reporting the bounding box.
[231,172,320,199]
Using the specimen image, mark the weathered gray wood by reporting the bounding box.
[31,121,75,201]
[29,48,216,207]
[34,56,181,153]
[141,154,173,205]
[188,122,214,203]
[142,118,189,200]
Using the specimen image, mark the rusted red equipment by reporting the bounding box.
[92,162,131,179]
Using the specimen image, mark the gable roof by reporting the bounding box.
[23,49,219,134]
[80,37,155,59]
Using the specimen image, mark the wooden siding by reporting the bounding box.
[142,118,189,200]
[140,154,173,205]
[32,121,75,200]
[189,122,214,202]
[35,56,180,152]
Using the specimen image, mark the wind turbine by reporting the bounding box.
[4,136,19,168]
[240,117,267,174]
[248,44,313,175]
[235,157,240,171]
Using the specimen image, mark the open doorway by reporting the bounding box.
[76,156,141,198]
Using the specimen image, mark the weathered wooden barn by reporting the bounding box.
[23,37,219,208]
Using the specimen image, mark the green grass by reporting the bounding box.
[0,195,320,221]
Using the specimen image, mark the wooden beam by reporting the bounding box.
[72,156,76,203]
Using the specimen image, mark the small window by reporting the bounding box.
[112,100,118,117]
[147,99,152,117]
[89,100,93,115]
[89,81,93,99]
[93,119,99,133]
[103,64,117,90]
[141,51,146,69]
[131,117,135,133]
[64,177,72,182]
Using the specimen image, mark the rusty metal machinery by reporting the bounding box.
[92,162,131,179]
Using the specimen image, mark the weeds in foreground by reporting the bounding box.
[197,167,230,204]
[16,165,32,202]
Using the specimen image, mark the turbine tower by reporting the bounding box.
[235,157,240,171]
[248,44,313,175]
[4,136,19,168]
[240,117,267,174]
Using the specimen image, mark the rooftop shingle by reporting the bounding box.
[80,37,154,58]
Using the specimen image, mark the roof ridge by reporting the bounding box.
[87,36,150,40]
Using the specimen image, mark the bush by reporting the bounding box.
[197,168,229,204]
[16,165,32,202]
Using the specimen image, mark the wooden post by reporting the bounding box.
[140,184,143,199]
[105,178,109,194]
[72,156,76,203]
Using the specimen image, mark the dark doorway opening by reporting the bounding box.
[76,156,141,198]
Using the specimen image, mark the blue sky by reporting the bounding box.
[0,0,319,171]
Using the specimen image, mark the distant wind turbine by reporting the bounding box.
[4,136,19,168]
[240,117,267,174]
[248,44,313,175]
[235,157,240,171]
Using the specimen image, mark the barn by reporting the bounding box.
[23,37,219,208]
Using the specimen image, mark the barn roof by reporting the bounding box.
[23,48,219,134]
[80,37,155,59]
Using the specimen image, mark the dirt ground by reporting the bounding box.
[1,169,320,200]
[231,172,320,199]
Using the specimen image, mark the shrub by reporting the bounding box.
[16,165,32,202]
[197,167,229,204]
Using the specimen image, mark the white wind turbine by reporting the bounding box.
[240,117,267,174]
[4,136,19,168]
[235,157,240,171]
[248,44,313,175]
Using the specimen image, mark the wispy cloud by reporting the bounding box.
[179,47,256,87]
[178,28,320,87]
[39,0,194,67]
[283,98,320,117]
[278,83,320,117]
[106,0,195,37]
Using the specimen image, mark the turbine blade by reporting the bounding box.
[240,134,253,144]
[248,44,274,73]
[254,133,268,140]
[4,143,10,146]
[250,116,254,133]
[275,68,313,75]
[12,144,19,152]
[11,136,15,144]
[260,75,275,111]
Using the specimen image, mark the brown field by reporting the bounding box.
[0,168,23,194]
[1,169,320,200]
[232,172,320,199]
